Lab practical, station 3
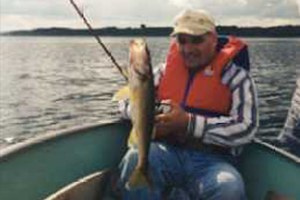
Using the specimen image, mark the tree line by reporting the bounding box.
[2,25,300,37]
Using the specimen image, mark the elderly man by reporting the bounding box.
[117,9,258,200]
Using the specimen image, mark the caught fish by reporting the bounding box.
[114,38,155,189]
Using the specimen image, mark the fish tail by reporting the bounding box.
[125,167,152,190]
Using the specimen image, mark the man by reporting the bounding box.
[277,77,300,156]
[117,9,258,200]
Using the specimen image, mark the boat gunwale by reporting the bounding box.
[0,120,299,165]
[253,138,300,164]
[0,119,125,162]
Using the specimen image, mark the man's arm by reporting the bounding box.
[189,63,259,148]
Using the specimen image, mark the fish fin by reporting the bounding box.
[112,85,130,101]
[121,67,129,79]
[126,167,152,190]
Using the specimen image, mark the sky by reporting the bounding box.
[0,0,299,32]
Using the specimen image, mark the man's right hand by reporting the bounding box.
[153,100,189,144]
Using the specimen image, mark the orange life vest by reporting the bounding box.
[158,36,246,117]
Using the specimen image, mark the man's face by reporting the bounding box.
[176,32,217,70]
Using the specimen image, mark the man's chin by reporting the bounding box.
[185,62,201,69]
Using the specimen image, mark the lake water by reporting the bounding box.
[0,36,299,155]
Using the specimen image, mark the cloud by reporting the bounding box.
[168,0,193,8]
[296,0,300,14]
[0,0,299,31]
[168,0,299,18]
[0,14,82,31]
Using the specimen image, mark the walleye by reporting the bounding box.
[114,38,155,189]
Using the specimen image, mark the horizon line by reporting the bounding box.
[1,24,300,33]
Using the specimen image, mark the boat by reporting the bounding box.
[0,120,299,200]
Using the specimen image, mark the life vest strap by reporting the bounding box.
[183,105,229,117]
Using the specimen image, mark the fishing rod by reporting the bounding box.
[69,0,128,82]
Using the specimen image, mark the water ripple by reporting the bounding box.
[0,37,299,155]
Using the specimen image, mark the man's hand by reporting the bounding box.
[153,100,190,143]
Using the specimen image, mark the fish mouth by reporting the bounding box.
[129,38,151,80]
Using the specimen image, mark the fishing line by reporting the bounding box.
[69,0,128,82]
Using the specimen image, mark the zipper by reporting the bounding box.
[181,70,196,107]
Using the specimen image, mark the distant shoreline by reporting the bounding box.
[1,25,300,37]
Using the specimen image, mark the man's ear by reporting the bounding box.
[210,31,218,47]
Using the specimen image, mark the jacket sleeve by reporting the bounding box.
[189,63,259,148]
[118,63,166,120]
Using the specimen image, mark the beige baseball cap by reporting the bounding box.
[171,9,216,36]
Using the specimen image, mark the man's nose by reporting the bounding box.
[182,42,197,52]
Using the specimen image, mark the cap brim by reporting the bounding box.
[170,27,209,37]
